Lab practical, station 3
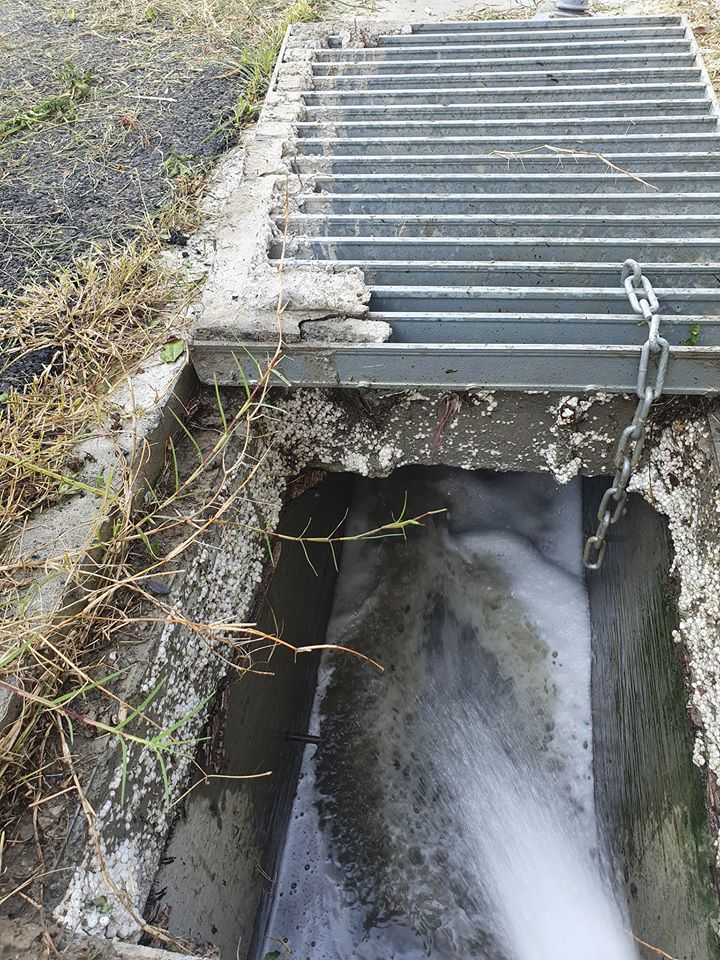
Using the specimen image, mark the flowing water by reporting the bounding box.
[263,468,638,960]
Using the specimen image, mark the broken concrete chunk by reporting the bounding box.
[232,263,371,341]
[301,316,392,343]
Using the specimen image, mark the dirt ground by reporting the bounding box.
[1,914,139,959]
[0,0,312,393]
[0,913,205,959]
[0,0,265,297]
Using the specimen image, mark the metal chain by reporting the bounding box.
[582,259,670,571]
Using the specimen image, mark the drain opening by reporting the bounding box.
[148,465,717,960]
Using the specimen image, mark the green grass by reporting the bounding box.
[224,0,323,130]
[0,62,94,142]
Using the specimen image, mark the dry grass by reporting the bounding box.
[0,189,202,544]
[51,0,304,43]
[463,1,539,19]
[0,0,324,842]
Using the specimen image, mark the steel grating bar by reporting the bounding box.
[296,194,720,214]
[312,57,698,75]
[313,72,699,83]
[191,14,720,393]
[280,237,720,264]
[269,260,720,288]
[313,66,697,82]
[364,313,720,345]
[372,27,686,42]
[313,41,693,60]
[295,119,717,136]
[302,83,708,103]
[296,154,720,174]
[365,286,720,314]
[284,214,720,239]
[307,175,720,194]
[193,342,720,394]
[310,69,704,88]
[295,137,720,156]
[304,101,713,119]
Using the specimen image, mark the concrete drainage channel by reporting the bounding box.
[34,384,720,960]
[45,390,720,960]
[7,10,720,960]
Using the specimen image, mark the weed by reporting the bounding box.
[160,152,196,179]
[684,323,702,347]
[0,63,94,142]
[221,0,323,132]
[160,338,185,362]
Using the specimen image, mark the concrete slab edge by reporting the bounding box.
[0,913,203,960]
[0,356,198,730]
[192,19,435,352]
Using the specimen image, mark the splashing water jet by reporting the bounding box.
[265,470,640,960]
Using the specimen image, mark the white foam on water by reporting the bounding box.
[262,469,637,960]
[428,693,636,960]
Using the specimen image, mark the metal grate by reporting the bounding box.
[194,15,720,393]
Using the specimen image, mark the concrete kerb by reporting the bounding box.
[0,352,200,957]
[0,148,257,942]
[0,355,197,715]
[192,20,428,356]
[0,134,253,736]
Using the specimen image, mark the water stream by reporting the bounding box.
[263,469,638,960]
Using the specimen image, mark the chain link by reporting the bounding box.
[583,259,670,570]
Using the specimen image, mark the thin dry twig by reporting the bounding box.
[489,145,660,191]
[57,726,195,952]
[632,934,681,960]
[170,770,273,810]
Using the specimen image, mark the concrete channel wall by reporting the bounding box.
[587,481,720,960]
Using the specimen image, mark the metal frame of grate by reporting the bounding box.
[194,15,720,393]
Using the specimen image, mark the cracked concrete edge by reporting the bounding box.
[627,408,720,880]
[708,404,720,474]
[191,19,423,354]
[191,130,378,347]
